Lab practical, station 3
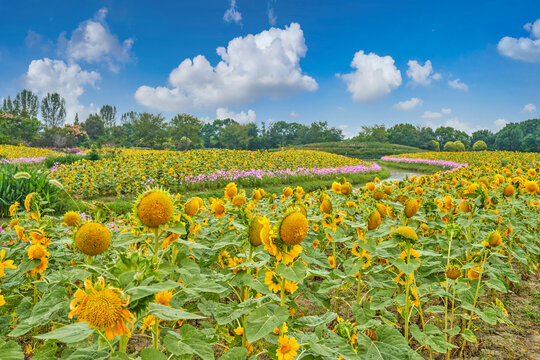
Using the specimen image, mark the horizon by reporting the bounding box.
[1,1,539,138]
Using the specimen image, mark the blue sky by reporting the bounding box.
[0,0,539,137]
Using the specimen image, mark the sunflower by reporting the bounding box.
[0,290,5,306]
[341,182,352,195]
[64,211,81,227]
[446,267,461,280]
[366,210,381,230]
[328,256,336,268]
[69,277,134,340]
[0,249,17,277]
[332,182,341,193]
[487,231,502,247]
[404,199,419,218]
[264,271,281,293]
[283,187,293,198]
[393,226,418,242]
[134,188,174,228]
[458,200,472,213]
[24,192,38,212]
[502,184,515,197]
[75,223,111,256]
[248,216,270,247]
[155,289,173,306]
[276,335,300,360]
[8,202,19,217]
[232,195,247,207]
[376,203,387,219]
[524,180,538,194]
[467,267,481,280]
[320,199,333,214]
[224,183,238,199]
[27,244,49,260]
[211,199,226,218]
[279,211,308,246]
[184,198,200,217]
[366,182,376,192]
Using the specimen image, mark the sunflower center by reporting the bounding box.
[80,290,123,330]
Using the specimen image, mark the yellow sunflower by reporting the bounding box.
[75,223,111,256]
[135,188,174,228]
[276,335,300,360]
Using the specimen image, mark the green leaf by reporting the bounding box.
[220,347,248,360]
[149,303,205,321]
[160,223,187,235]
[295,311,337,327]
[356,325,421,360]
[461,329,477,343]
[163,325,215,360]
[65,349,109,360]
[485,278,507,292]
[127,280,181,301]
[140,348,167,360]
[276,264,300,282]
[109,353,131,360]
[425,305,445,313]
[352,303,375,325]
[246,305,289,343]
[34,322,94,343]
[0,341,24,360]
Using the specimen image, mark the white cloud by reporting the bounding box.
[494,118,507,131]
[289,111,298,117]
[448,78,468,91]
[522,103,536,113]
[267,2,277,26]
[25,58,100,122]
[135,23,317,112]
[394,97,422,111]
[216,107,256,124]
[443,117,486,134]
[58,8,133,72]
[441,108,451,115]
[223,0,242,25]
[406,60,441,86]
[497,18,540,62]
[338,50,401,103]
[25,30,44,48]
[422,110,443,119]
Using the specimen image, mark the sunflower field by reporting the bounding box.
[0,150,538,359]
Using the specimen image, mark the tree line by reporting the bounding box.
[1,90,539,152]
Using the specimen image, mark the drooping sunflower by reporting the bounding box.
[393,226,418,242]
[24,192,39,212]
[211,199,226,218]
[134,188,174,228]
[279,211,308,246]
[502,184,515,197]
[224,183,238,199]
[69,277,134,340]
[184,198,200,217]
[232,195,247,207]
[487,231,502,247]
[248,216,270,247]
[446,266,461,280]
[320,199,333,214]
[404,199,419,218]
[75,223,111,256]
[366,210,381,230]
[341,182,352,196]
[64,211,81,227]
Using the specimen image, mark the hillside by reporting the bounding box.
[284,141,427,159]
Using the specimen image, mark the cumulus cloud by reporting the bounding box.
[267,3,277,26]
[522,103,536,113]
[422,110,443,119]
[58,8,134,72]
[25,58,100,122]
[338,50,402,103]
[448,78,468,91]
[223,0,242,25]
[497,18,540,62]
[216,107,256,124]
[394,97,422,111]
[406,60,441,86]
[135,23,317,112]
[443,117,486,134]
[494,118,507,131]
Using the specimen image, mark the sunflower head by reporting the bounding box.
[393,226,418,242]
[366,210,381,230]
[320,199,333,214]
[375,203,387,219]
[283,187,293,198]
[232,195,247,207]
[279,210,309,246]
[373,190,385,200]
[75,222,111,256]
[211,199,226,218]
[24,192,41,212]
[134,188,174,228]
[487,231,502,247]
[458,200,472,213]
[64,211,81,227]
[445,266,461,280]
[404,199,419,218]
[502,184,515,197]
[248,216,271,247]
[340,182,352,196]
[524,180,538,194]
[184,198,200,217]
[225,183,238,199]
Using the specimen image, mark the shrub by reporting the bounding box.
[473,140,487,151]
[443,141,455,151]
[454,141,466,151]
[429,140,440,151]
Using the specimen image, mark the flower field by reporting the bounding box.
[48,148,380,197]
[0,145,62,164]
[0,150,538,359]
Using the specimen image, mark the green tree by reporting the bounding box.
[84,114,105,140]
[454,140,466,151]
[355,124,388,143]
[169,113,203,148]
[443,141,455,151]
[132,112,167,148]
[471,129,494,149]
[120,111,138,124]
[41,93,66,128]
[494,123,524,151]
[218,123,254,149]
[14,90,39,118]
[472,140,487,151]
[99,105,117,128]
[429,140,440,151]
[1,96,15,114]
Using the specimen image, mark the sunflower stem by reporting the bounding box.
[119,334,128,353]
[153,320,160,349]
[280,276,286,306]
[153,227,160,269]
[404,243,412,343]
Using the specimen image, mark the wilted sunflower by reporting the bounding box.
[24,192,39,212]
[134,188,174,228]
[279,211,308,246]
[75,223,111,256]
[341,182,352,195]
[367,210,381,230]
[69,277,134,340]
[393,226,418,242]
[248,216,271,247]
[64,211,81,227]
[320,199,333,214]
[404,199,419,218]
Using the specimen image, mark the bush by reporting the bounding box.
[443,141,455,151]
[0,165,60,217]
[429,140,440,151]
[473,140,487,151]
[454,141,466,151]
[43,154,87,168]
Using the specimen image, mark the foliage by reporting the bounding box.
[472,140,487,151]
[287,141,426,159]
[41,93,66,128]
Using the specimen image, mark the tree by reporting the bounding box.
[218,123,254,149]
[41,93,66,128]
[100,105,117,128]
[132,113,167,148]
[494,123,524,151]
[120,111,138,124]
[472,140,487,151]
[429,140,440,151]
[471,130,494,149]
[13,90,39,118]
[454,140,466,151]
[74,113,80,125]
[443,141,455,151]
[1,96,15,114]
[169,113,203,148]
[84,114,105,140]
[355,124,388,143]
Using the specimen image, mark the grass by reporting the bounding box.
[59,169,390,216]
[282,141,427,159]
[378,159,449,173]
